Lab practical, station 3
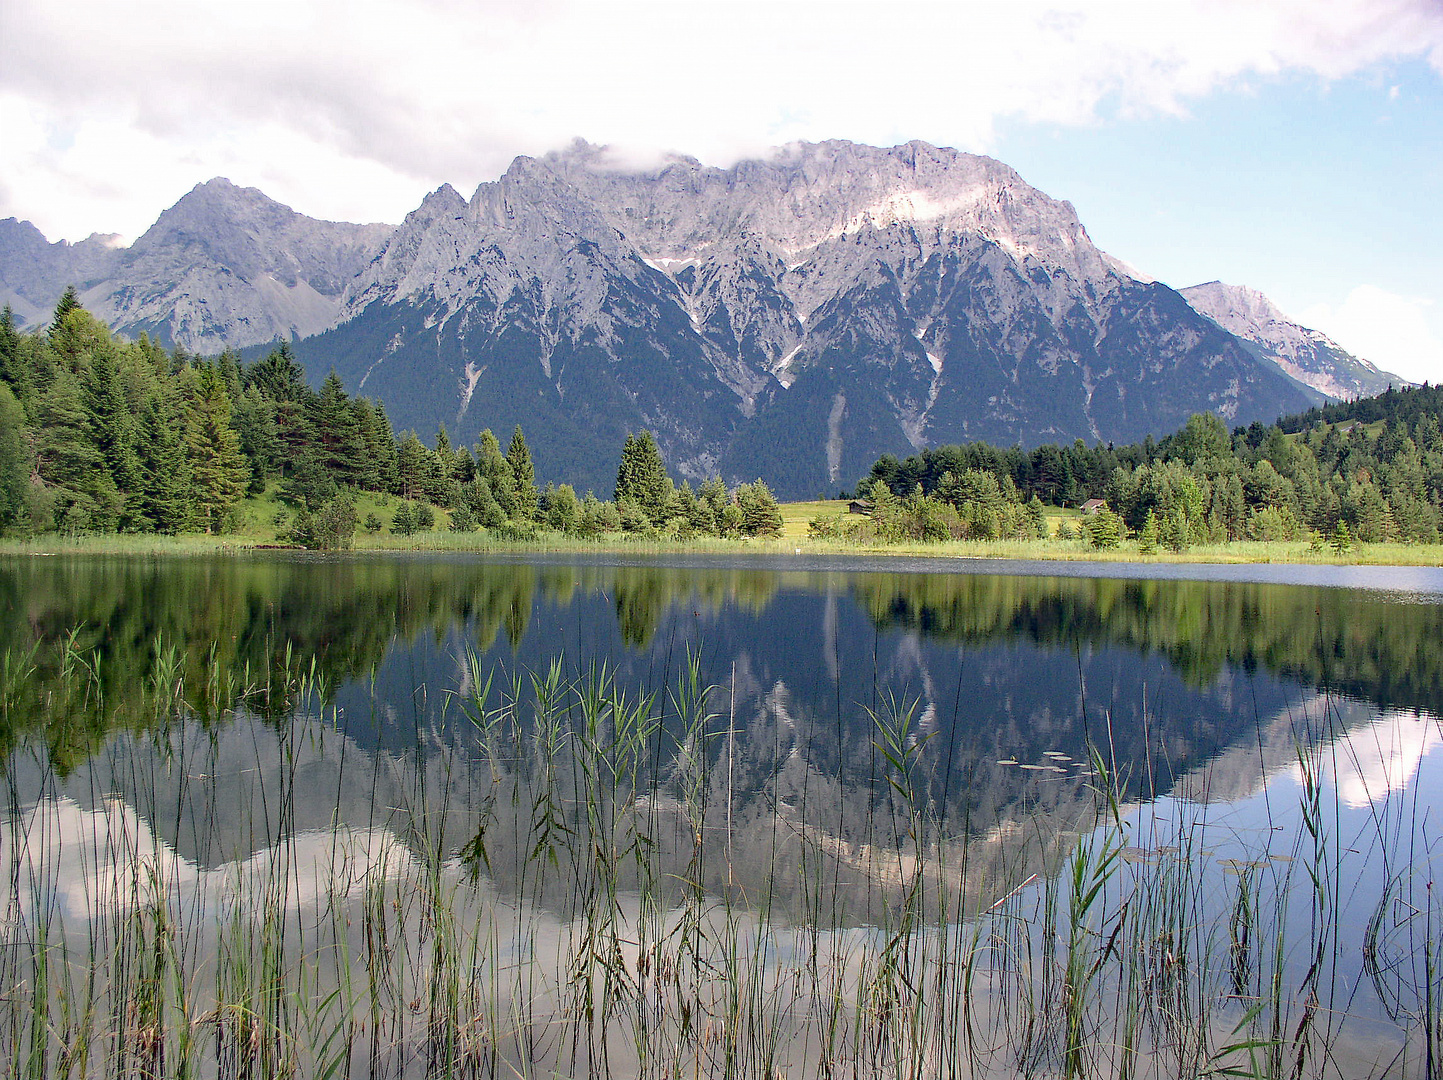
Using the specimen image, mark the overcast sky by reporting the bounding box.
[2,0,1440,381]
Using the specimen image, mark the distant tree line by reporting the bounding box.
[0,291,783,545]
[857,393,1443,549]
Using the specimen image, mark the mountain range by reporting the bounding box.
[0,140,1403,498]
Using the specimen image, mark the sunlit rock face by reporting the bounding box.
[312,140,1319,496]
[1,179,390,353]
[1181,280,1403,401]
[3,142,1332,496]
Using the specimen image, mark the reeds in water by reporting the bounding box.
[1,637,1440,1078]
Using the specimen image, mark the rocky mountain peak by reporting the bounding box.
[1182,280,1401,400]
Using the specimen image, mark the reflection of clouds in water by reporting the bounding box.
[1303,710,1443,809]
[2,796,417,927]
[884,632,941,736]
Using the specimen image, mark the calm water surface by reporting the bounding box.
[2,552,1441,1077]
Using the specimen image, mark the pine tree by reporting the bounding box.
[137,388,193,534]
[0,383,31,532]
[185,367,248,533]
[507,425,538,521]
[614,431,672,525]
[314,370,365,485]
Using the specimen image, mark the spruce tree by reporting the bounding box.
[232,385,283,494]
[137,389,193,534]
[614,431,672,525]
[0,305,18,388]
[0,383,31,532]
[736,479,783,537]
[49,286,81,336]
[396,432,432,501]
[185,367,248,533]
[364,400,400,493]
[33,369,118,530]
[314,370,365,485]
[83,344,144,530]
[247,340,309,402]
[507,425,538,521]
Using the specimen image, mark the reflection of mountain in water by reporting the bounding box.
[1172,694,1443,809]
[4,555,1441,839]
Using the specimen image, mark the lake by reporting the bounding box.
[2,552,1441,1078]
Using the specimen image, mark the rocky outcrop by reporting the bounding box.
[1181,281,1403,400]
[308,140,1319,495]
[3,143,1344,496]
[2,179,390,352]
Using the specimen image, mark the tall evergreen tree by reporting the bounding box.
[247,340,309,402]
[0,383,30,532]
[49,286,81,336]
[232,385,283,493]
[396,431,436,502]
[507,425,538,522]
[137,388,193,534]
[83,343,144,530]
[314,370,366,485]
[365,400,400,493]
[614,431,672,525]
[33,369,118,531]
[185,367,247,533]
[0,305,18,389]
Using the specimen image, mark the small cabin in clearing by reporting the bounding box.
[848,499,875,516]
[1079,499,1108,515]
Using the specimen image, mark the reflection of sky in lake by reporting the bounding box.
[1101,699,1443,1043]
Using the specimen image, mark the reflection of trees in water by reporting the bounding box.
[851,573,1443,716]
[0,557,781,770]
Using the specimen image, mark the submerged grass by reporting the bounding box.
[0,636,1440,1077]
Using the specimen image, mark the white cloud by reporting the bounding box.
[2,0,1441,240]
[1302,285,1443,385]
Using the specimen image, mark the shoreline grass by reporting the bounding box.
[1,494,1440,565]
[2,527,1441,567]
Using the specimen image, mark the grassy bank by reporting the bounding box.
[0,497,1441,564]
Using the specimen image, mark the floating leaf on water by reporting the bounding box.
[1043,751,1071,760]
[997,759,1019,766]
[1269,854,1293,864]
[1122,847,1159,864]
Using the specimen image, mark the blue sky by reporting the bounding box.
[1,0,1440,381]
[994,60,1443,379]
